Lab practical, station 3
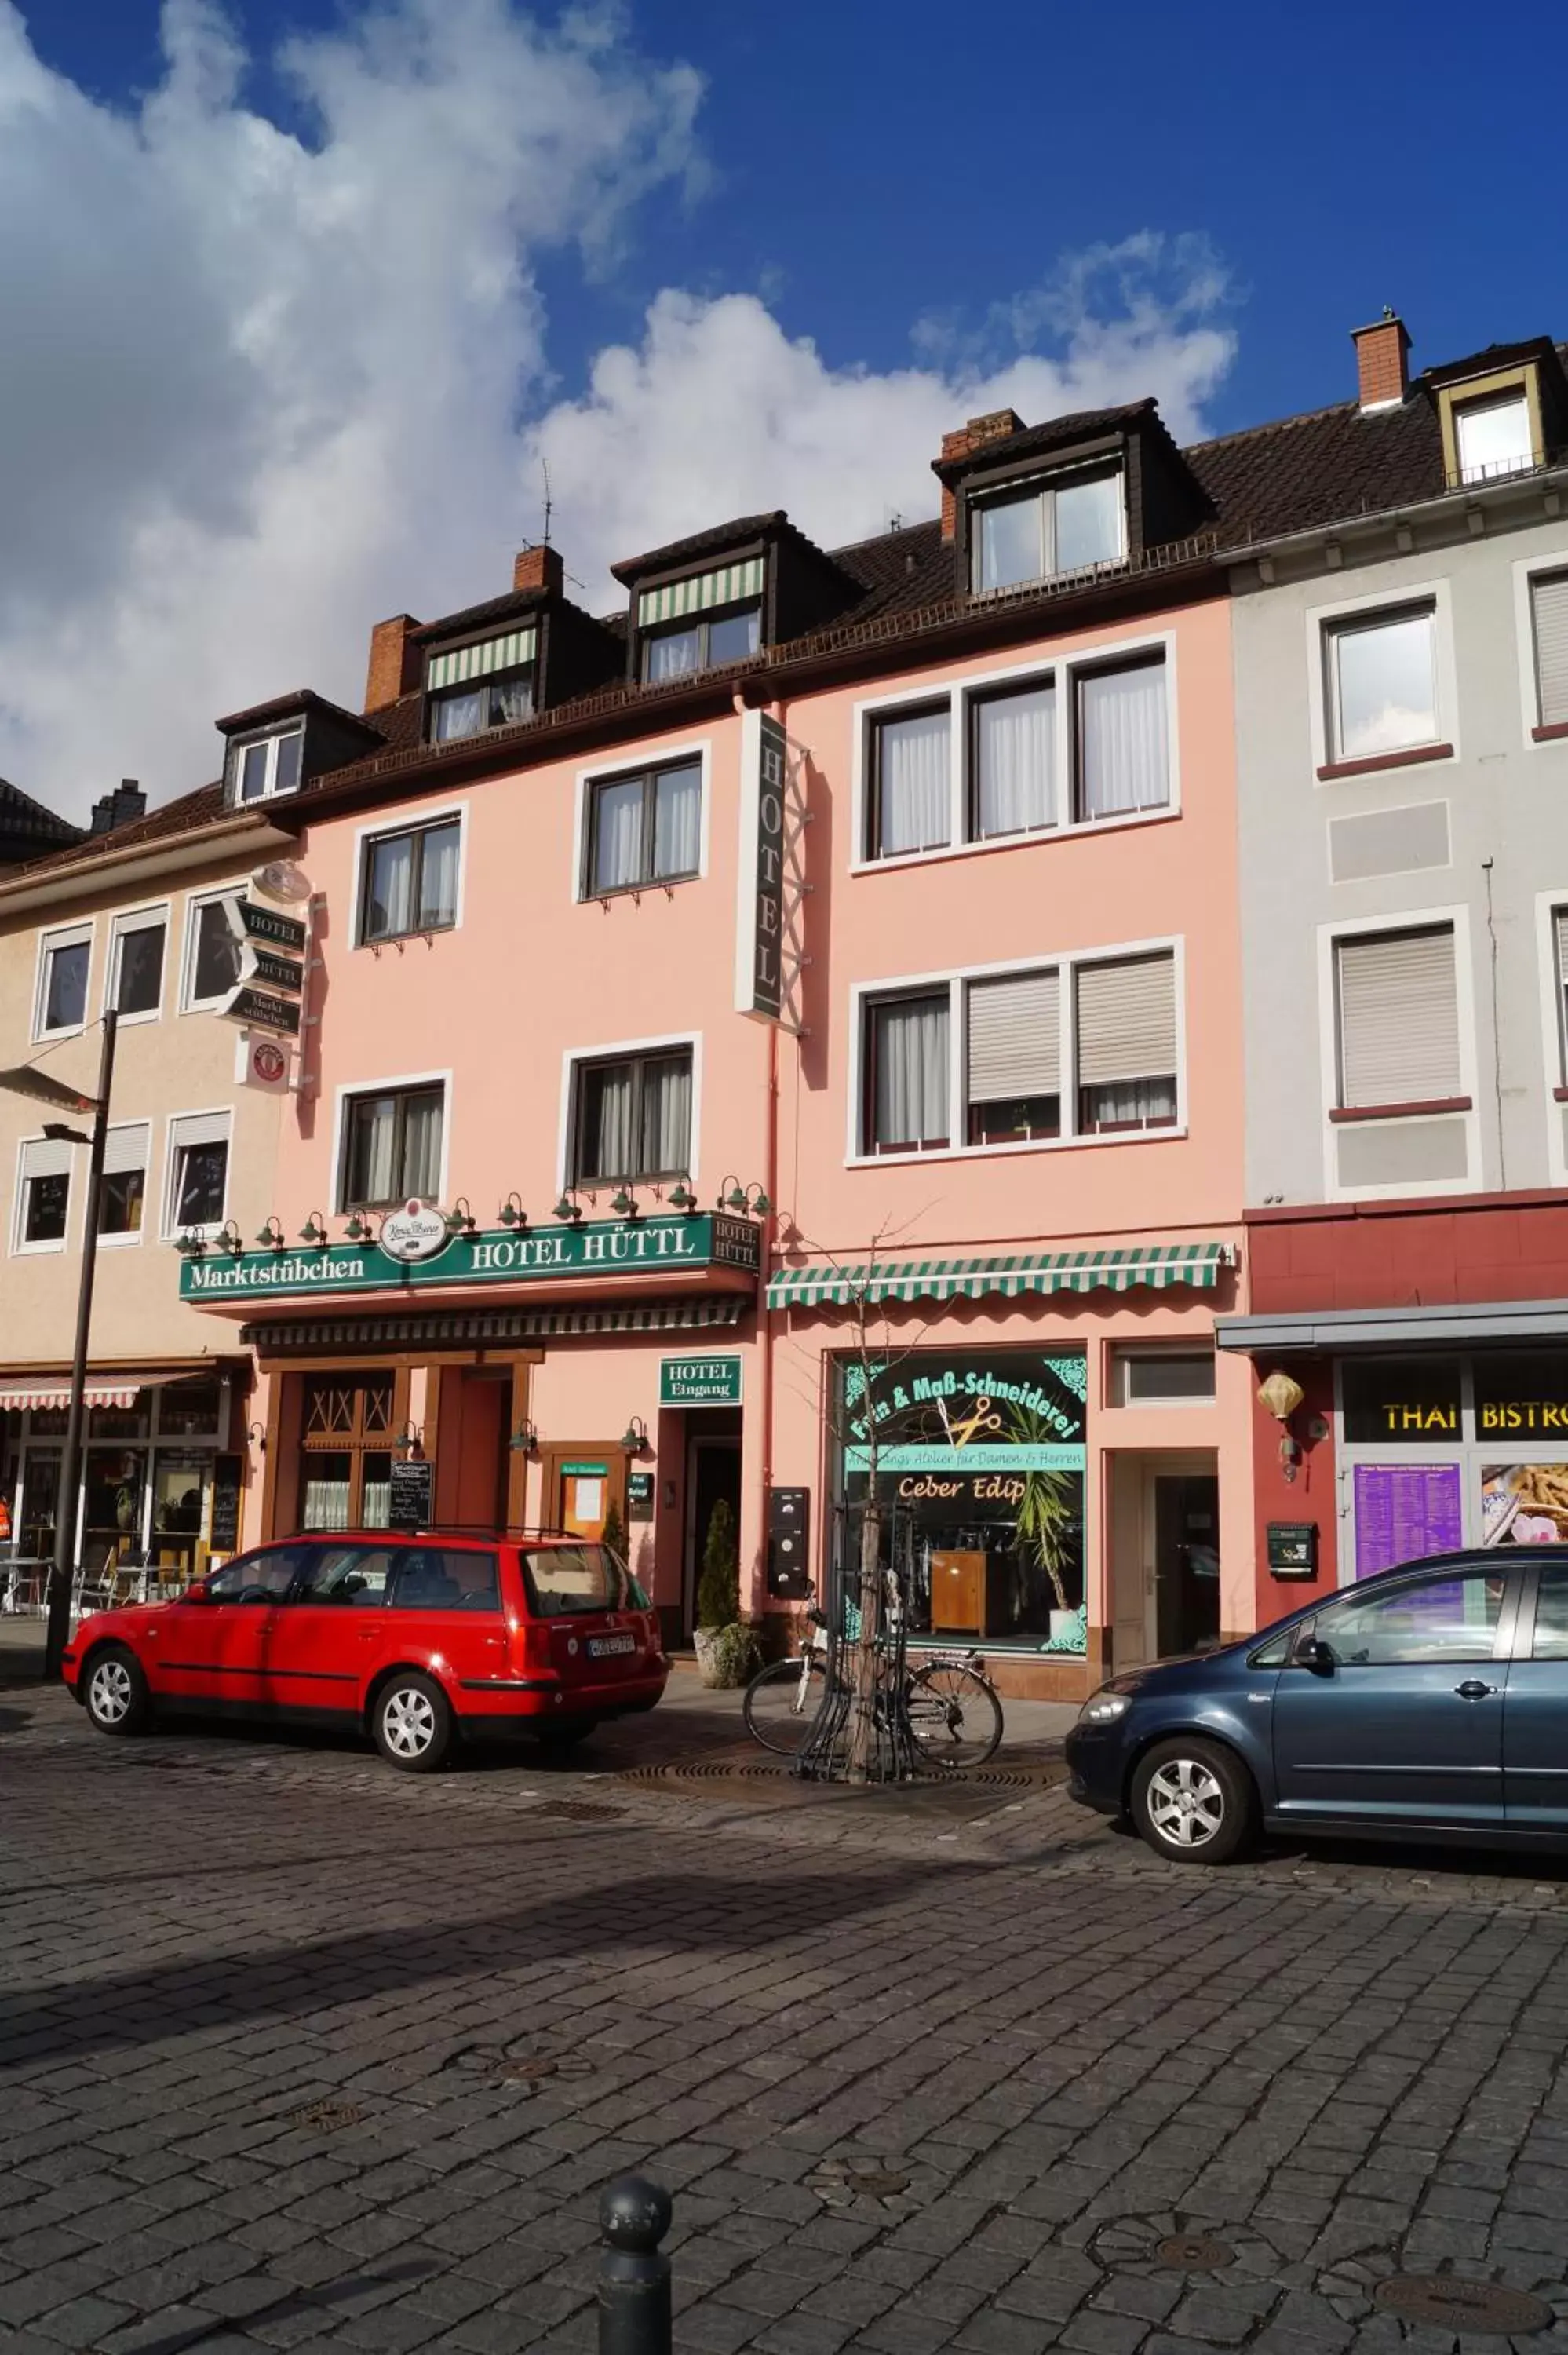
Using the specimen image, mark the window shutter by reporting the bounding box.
[1336,928,1460,1108]
[170,1112,231,1153]
[20,1135,74,1185]
[102,1124,149,1178]
[1555,906,1568,993]
[967,971,1060,1101]
[1074,955,1176,1085]
[1533,574,1568,728]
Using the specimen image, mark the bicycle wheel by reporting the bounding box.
[743,1656,827,1754]
[906,1662,1003,1769]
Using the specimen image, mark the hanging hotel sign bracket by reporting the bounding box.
[735,708,809,1031]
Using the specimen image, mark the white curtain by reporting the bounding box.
[873,995,950,1148]
[1079,662,1169,817]
[592,780,644,893]
[368,836,414,937]
[418,824,461,927]
[644,1056,692,1172]
[975,685,1056,836]
[877,709,950,854]
[653,766,702,878]
[302,1463,352,1531]
[646,628,700,683]
[433,688,486,742]
[1083,1078,1177,1130]
[402,1096,443,1198]
[350,1101,396,1203]
[361,1462,392,1528]
[582,1064,633,1181]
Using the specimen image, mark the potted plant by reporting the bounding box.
[1008,1408,1081,1648]
[600,1495,626,1564]
[694,1499,760,1687]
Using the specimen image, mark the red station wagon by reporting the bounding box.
[62,1531,669,1771]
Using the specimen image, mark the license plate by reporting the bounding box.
[587,1633,636,1658]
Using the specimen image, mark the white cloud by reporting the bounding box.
[0,2,1234,822]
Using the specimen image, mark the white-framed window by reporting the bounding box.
[357,812,464,945]
[1529,568,1568,736]
[1549,905,1568,1086]
[1111,1347,1216,1406]
[567,1044,695,1186]
[1453,389,1533,486]
[229,728,304,805]
[427,628,536,744]
[970,466,1125,593]
[1322,601,1442,769]
[164,1111,232,1239]
[643,604,760,684]
[858,640,1174,867]
[337,1083,445,1210]
[107,905,168,1021]
[180,889,243,1012]
[33,922,93,1040]
[584,758,703,896]
[99,1123,151,1245]
[851,942,1180,1163]
[13,1134,73,1253]
[1332,924,1464,1113]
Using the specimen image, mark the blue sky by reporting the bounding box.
[2,0,1560,816]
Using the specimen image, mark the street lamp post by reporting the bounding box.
[0,1010,118,1678]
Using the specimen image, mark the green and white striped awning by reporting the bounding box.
[766,1242,1231,1311]
[638,557,764,629]
[427,626,536,692]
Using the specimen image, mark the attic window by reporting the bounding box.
[637,557,764,682]
[427,626,536,743]
[971,466,1124,593]
[231,727,303,805]
[1453,391,1533,484]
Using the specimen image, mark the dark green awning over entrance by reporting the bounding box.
[765,1241,1231,1311]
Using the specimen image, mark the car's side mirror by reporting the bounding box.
[1291,1636,1333,1672]
[183,1582,212,1605]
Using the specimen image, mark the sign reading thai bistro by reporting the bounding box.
[178,1211,760,1302]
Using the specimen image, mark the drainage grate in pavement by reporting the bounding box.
[1372,2276,1555,2332]
[532,1798,628,1821]
[1154,2234,1234,2271]
[804,2156,922,2213]
[443,2043,595,2094]
[290,2100,364,2130]
[617,1756,1059,1789]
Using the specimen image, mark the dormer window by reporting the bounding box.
[1453,390,1533,485]
[232,728,303,805]
[972,467,1124,593]
[637,557,764,683]
[426,626,536,743]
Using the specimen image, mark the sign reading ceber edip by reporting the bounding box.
[659,1353,743,1408]
[377,1201,451,1265]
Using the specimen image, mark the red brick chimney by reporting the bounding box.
[939,409,1025,539]
[364,614,422,713]
[1351,312,1410,412]
[514,543,563,596]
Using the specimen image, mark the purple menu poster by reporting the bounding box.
[1353,1464,1463,1579]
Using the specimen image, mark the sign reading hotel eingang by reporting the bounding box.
[179,1212,760,1303]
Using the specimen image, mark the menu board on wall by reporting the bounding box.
[209,1455,243,1554]
[1353,1463,1462,1579]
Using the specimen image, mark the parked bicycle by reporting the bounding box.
[742,1602,1005,1769]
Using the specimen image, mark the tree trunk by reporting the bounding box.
[845,1496,883,1784]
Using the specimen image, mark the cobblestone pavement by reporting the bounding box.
[4,1678,1568,2355]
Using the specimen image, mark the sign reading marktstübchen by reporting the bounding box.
[178,1211,761,1302]
[659,1353,744,1407]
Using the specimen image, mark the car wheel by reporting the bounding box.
[373,1672,453,1773]
[83,1645,151,1738]
[1132,1738,1255,1866]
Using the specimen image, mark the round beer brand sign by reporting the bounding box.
[378,1200,450,1264]
[249,1039,288,1087]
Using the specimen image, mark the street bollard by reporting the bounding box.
[597,2174,673,2355]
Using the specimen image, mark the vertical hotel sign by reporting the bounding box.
[735,708,786,1022]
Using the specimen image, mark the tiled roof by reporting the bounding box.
[0,782,228,887]
[1188,395,1447,548]
[410,583,566,645]
[214,688,385,739]
[930,400,1155,483]
[0,778,83,851]
[610,513,788,584]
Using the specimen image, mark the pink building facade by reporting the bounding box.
[169,403,1255,1696]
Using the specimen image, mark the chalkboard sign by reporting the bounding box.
[210,1454,243,1554]
[388,1458,434,1532]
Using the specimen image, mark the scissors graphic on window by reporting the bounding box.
[936,1394,1003,1449]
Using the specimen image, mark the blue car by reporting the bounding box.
[1065,1546,1568,1866]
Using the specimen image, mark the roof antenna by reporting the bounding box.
[540,458,553,549]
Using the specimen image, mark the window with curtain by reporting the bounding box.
[870,706,951,858]
[571,1048,693,1185]
[430,672,534,742]
[341,1085,445,1208]
[971,682,1057,839]
[864,991,950,1152]
[1074,954,1179,1134]
[965,969,1060,1143]
[360,819,461,943]
[1325,604,1439,764]
[643,606,760,682]
[1076,659,1169,820]
[585,761,702,895]
[970,467,1125,593]
[1532,572,1568,732]
[1334,926,1461,1112]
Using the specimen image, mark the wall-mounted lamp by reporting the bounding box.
[392,1419,424,1459]
[215,1221,245,1258]
[509,1418,538,1455]
[176,1229,207,1260]
[552,1191,584,1224]
[245,1419,268,1455]
[717,1176,771,1216]
[498,1193,528,1230]
[299,1210,327,1245]
[342,1210,374,1243]
[255,1216,286,1251]
[444,1196,477,1237]
[665,1178,697,1213]
[622,1415,650,1454]
[1257,1369,1306,1484]
[609,1186,640,1219]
